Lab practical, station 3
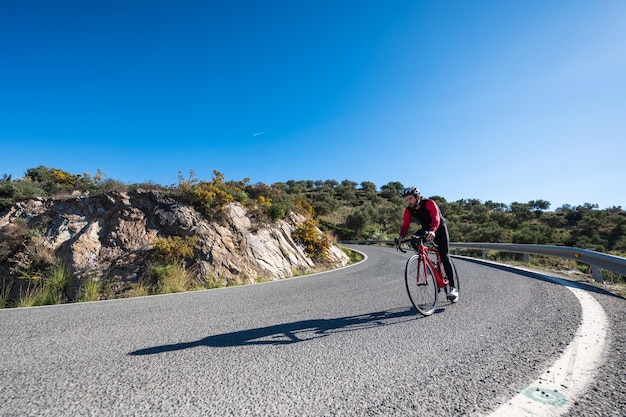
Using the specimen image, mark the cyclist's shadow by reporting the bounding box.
[129,307,418,356]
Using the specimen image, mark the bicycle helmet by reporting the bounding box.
[401,186,420,198]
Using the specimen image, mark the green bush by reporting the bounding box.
[0,181,47,211]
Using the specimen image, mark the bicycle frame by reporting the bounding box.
[399,237,448,289]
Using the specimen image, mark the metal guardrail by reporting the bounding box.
[340,240,626,284]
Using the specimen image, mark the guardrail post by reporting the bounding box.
[482,250,487,260]
[590,265,604,284]
[524,254,529,263]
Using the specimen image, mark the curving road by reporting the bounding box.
[0,244,624,416]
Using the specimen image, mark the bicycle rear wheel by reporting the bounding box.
[405,255,437,316]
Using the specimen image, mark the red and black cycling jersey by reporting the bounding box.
[399,198,445,239]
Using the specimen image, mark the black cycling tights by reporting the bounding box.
[433,225,456,288]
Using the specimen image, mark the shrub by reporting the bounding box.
[175,170,235,216]
[94,179,128,194]
[150,236,198,265]
[0,181,47,211]
[292,196,314,217]
[25,165,75,195]
[266,186,292,221]
[292,219,331,260]
[192,181,234,211]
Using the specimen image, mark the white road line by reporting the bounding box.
[486,275,609,417]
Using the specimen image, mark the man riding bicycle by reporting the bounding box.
[395,186,459,302]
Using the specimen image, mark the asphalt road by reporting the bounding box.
[0,244,624,417]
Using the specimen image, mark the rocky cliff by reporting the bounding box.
[0,189,348,300]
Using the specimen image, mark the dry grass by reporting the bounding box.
[77,278,102,302]
[1,281,13,308]
[151,264,194,294]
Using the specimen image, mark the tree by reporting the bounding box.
[380,181,404,201]
[336,180,357,204]
[485,200,508,211]
[359,181,379,202]
[510,202,533,223]
[345,211,368,237]
[324,179,339,189]
[359,181,376,194]
[284,180,306,194]
[529,199,551,217]
[374,201,403,232]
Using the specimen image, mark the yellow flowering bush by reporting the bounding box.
[292,219,330,260]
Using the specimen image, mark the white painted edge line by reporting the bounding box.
[486,273,609,417]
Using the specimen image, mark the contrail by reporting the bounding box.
[252,131,266,137]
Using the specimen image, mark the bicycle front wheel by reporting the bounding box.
[405,255,438,316]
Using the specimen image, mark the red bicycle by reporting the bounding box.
[395,233,460,316]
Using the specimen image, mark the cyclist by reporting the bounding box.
[395,186,459,302]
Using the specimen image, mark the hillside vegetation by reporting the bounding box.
[2,166,625,286]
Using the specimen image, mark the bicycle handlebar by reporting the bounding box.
[394,237,409,253]
[394,233,437,253]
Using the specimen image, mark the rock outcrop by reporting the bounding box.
[0,189,348,298]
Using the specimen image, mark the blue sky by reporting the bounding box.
[2,1,625,210]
